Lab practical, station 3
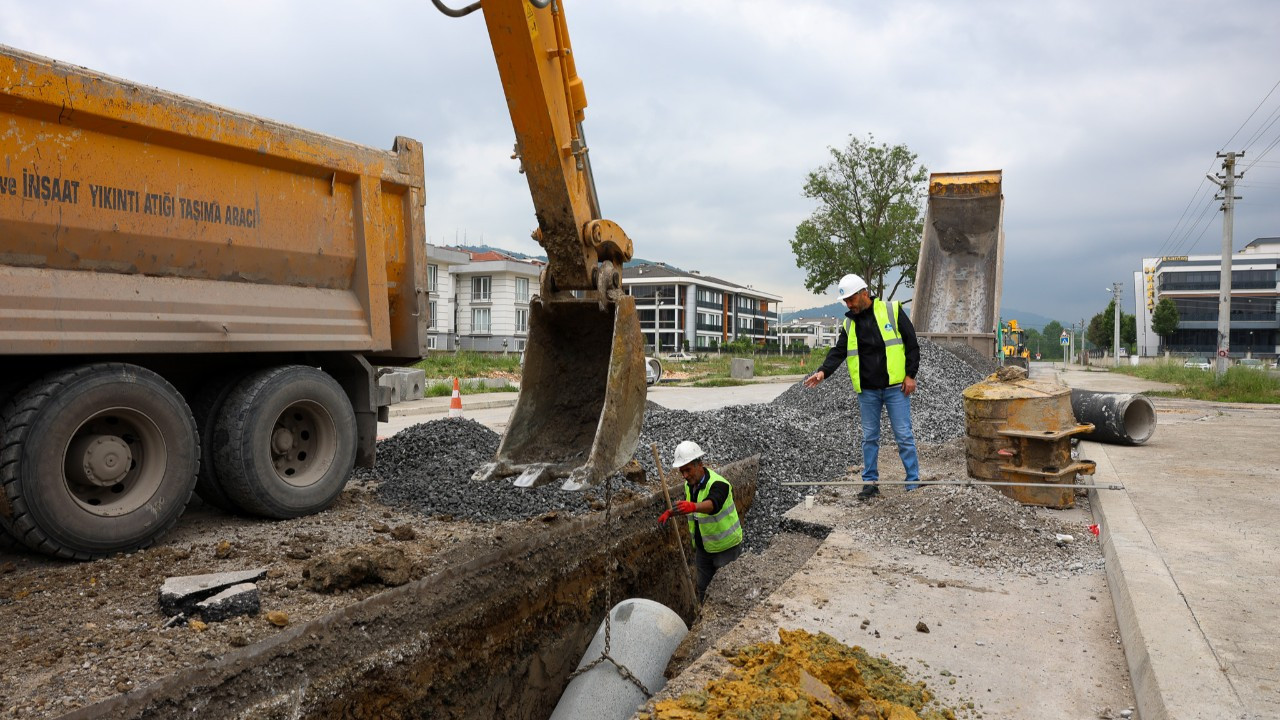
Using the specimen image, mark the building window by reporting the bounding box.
[472,307,491,334]
[515,308,529,333]
[515,277,530,303]
[427,335,437,350]
[429,300,438,328]
[472,276,491,302]
[517,339,527,351]
[428,264,439,292]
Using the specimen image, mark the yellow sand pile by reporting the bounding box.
[647,628,957,720]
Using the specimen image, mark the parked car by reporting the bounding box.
[1238,358,1264,370]
[1183,358,1212,371]
[645,357,663,386]
[665,351,698,361]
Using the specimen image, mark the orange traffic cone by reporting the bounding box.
[449,377,463,418]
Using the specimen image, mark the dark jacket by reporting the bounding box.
[816,297,920,390]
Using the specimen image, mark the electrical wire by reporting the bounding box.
[1221,78,1280,151]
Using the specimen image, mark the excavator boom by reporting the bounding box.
[433,0,645,490]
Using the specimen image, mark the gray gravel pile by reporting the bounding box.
[932,341,1000,377]
[842,484,1103,575]
[771,340,984,444]
[365,418,643,521]
[635,340,984,554]
[363,341,985,555]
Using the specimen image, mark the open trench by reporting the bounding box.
[59,458,758,720]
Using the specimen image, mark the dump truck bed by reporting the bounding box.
[0,45,428,360]
[911,170,1004,358]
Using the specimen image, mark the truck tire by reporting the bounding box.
[213,366,356,519]
[0,364,199,560]
[189,373,250,513]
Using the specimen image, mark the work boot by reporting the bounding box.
[857,484,880,502]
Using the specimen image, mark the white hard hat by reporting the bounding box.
[672,440,705,468]
[837,273,868,300]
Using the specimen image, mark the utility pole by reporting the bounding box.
[1207,151,1243,376]
[1109,283,1124,367]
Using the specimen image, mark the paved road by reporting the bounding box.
[1048,363,1278,720]
[376,379,800,437]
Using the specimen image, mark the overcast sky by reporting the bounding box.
[4,0,1278,327]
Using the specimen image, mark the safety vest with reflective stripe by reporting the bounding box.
[684,469,743,554]
[843,299,906,393]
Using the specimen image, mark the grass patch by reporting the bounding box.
[414,351,521,378]
[424,381,518,397]
[1112,361,1280,403]
[689,378,750,388]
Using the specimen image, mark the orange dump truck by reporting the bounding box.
[0,46,429,559]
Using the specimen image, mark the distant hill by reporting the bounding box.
[784,301,1063,330]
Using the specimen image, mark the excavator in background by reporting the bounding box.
[1000,319,1031,369]
[434,0,646,491]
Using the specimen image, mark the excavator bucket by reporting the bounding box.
[473,295,646,491]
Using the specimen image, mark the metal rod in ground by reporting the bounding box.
[649,443,699,609]
[782,479,1125,490]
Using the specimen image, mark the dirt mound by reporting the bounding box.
[648,628,958,720]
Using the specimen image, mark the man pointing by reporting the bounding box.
[803,273,921,500]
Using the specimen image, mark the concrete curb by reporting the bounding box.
[1084,440,1247,720]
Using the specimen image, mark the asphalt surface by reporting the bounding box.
[380,364,1280,720]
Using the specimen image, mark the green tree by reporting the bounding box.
[790,133,928,300]
[1042,320,1065,360]
[1151,298,1180,351]
[1087,301,1136,352]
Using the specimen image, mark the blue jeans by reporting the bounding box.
[857,385,920,490]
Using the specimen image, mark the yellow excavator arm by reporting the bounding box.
[433,0,646,490]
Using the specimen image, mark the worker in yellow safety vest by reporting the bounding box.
[803,273,922,500]
[658,440,743,602]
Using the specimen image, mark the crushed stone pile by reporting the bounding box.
[363,340,987,556]
[637,340,984,554]
[366,418,645,522]
[842,483,1104,575]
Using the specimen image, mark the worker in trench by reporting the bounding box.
[803,272,922,500]
[658,440,744,602]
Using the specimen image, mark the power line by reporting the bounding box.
[1221,77,1280,151]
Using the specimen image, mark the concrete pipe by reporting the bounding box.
[549,598,688,720]
[1070,389,1157,446]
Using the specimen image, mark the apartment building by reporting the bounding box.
[1136,237,1279,357]
[446,250,543,353]
[425,244,471,351]
[779,317,842,349]
[620,263,782,352]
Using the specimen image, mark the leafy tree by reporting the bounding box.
[1087,300,1136,352]
[1042,320,1065,360]
[790,133,928,301]
[1151,298,1180,350]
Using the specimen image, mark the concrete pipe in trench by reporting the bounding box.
[549,598,687,720]
[1070,389,1157,446]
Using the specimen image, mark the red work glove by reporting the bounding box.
[658,509,674,525]
[675,500,698,515]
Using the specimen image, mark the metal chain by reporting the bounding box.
[565,473,652,697]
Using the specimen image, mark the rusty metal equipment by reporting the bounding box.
[962,368,1096,508]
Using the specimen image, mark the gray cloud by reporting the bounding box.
[3,0,1277,324]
